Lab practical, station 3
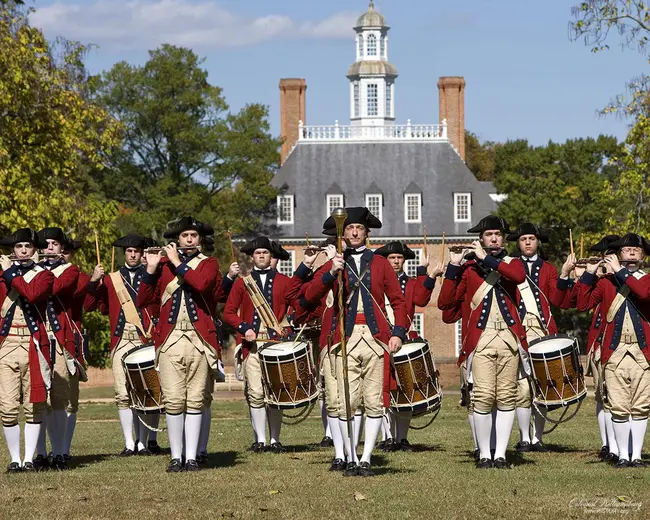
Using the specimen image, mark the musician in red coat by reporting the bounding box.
[577,233,650,468]
[36,227,81,470]
[301,208,408,477]
[0,228,54,472]
[374,241,443,451]
[223,236,295,454]
[137,216,219,473]
[438,215,526,469]
[506,224,569,454]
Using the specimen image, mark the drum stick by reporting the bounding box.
[305,233,310,247]
[227,231,236,264]
[439,231,445,264]
[111,246,115,272]
[423,225,428,259]
[569,229,574,256]
[94,231,101,265]
[579,236,584,259]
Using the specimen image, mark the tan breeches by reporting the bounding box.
[0,337,44,425]
[588,350,609,410]
[471,329,519,414]
[49,343,77,411]
[604,353,650,420]
[157,333,211,414]
[242,349,265,408]
[111,340,140,410]
[321,353,339,417]
[335,326,384,419]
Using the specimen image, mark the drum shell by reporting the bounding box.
[390,341,441,414]
[123,344,165,414]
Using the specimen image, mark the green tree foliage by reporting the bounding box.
[91,44,281,250]
[465,130,497,181]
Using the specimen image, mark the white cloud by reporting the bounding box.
[30,0,358,51]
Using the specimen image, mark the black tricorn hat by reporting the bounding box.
[319,236,338,247]
[590,234,620,253]
[143,237,159,249]
[271,241,291,261]
[38,227,67,245]
[0,228,47,249]
[62,235,83,252]
[322,207,382,236]
[506,223,549,243]
[112,234,146,250]
[467,215,510,234]
[163,216,214,239]
[241,236,274,256]
[374,241,416,260]
[202,235,215,254]
[608,233,650,255]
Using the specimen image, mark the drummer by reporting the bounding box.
[222,236,297,454]
[577,233,650,468]
[506,224,572,453]
[373,241,443,451]
[85,234,160,456]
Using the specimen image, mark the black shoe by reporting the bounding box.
[119,447,136,457]
[358,461,374,477]
[605,452,619,464]
[32,454,49,471]
[615,458,631,468]
[329,458,346,472]
[320,436,334,448]
[631,459,648,468]
[381,439,397,452]
[196,451,208,464]
[63,454,71,462]
[269,442,287,454]
[493,457,509,469]
[184,459,200,472]
[473,448,480,462]
[147,441,162,455]
[166,458,184,473]
[247,442,266,453]
[515,441,531,453]
[137,448,152,456]
[476,458,493,469]
[53,455,69,471]
[531,442,549,453]
[343,462,359,477]
[376,440,387,450]
[22,462,36,472]
[398,439,414,452]
[599,445,609,460]
[6,462,21,473]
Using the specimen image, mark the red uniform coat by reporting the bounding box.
[0,264,54,402]
[399,267,436,339]
[290,263,333,351]
[437,252,528,362]
[85,265,158,352]
[577,268,650,364]
[69,271,89,364]
[136,255,220,352]
[223,269,294,359]
[41,261,80,358]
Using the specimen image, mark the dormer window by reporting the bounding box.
[277,195,294,225]
[454,193,471,222]
[367,33,377,56]
[327,194,344,219]
[404,193,422,223]
[365,193,383,222]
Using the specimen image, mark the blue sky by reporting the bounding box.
[29,0,647,146]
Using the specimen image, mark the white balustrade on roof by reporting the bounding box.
[297,119,448,143]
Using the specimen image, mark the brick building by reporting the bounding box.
[267,2,502,363]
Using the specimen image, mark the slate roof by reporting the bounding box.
[271,141,498,239]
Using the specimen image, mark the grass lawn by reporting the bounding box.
[0,396,647,519]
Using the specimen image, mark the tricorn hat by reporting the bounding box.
[590,234,620,253]
[271,241,291,261]
[467,215,510,234]
[163,216,214,239]
[506,223,549,243]
[38,227,67,245]
[112,234,147,250]
[62,235,83,252]
[0,228,47,249]
[608,233,650,255]
[202,235,215,254]
[374,241,416,260]
[322,207,382,236]
[240,236,274,256]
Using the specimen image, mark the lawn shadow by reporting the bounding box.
[203,450,241,469]
[68,453,114,469]
[285,444,320,453]
[505,451,537,467]
[372,467,417,476]
[537,443,591,454]
[410,443,445,453]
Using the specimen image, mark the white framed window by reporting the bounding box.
[277,250,295,277]
[365,193,382,222]
[385,83,392,118]
[358,36,364,58]
[326,194,344,218]
[380,36,385,58]
[455,320,463,357]
[353,82,360,118]
[412,312,424,337]
[405,248,422,278]
[367,34,377,56]
[454,193,471,223]
[404,193,422,223]
[367,84,378,116]
[277,195,294,224]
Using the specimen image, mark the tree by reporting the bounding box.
[91,45,281,246]
[465,130,497,181]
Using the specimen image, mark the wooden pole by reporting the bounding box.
[226,231,236,264]
[94,231,101,265]
[423,225,428,260]
[569,229,574,256]
[440,231,445,265]
[111,247,115,272]
[305,232,311,247]
[579,235,584,259]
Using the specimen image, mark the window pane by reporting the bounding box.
[386,83,392,117]
[366,194,381,221]
[455,193,470,222]
[277,251,294,276]
[358,36,364,57]
[455,320,463,356]
[354,82,360,118]
[367,84,378,116]
[380,36,385,58]
[405,194,421,222]
[412,313,424,337]
[278,196,293,223]
[327,195,343,217]
[405,248,421,278]
[367,34,377,56]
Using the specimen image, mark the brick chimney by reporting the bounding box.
[437,76,466,161]
[279,78,307,164]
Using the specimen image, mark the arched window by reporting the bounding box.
[358,36,364,58]
[380,36,385,58]
[354,82,360,118]
[367,34,377,56]
[386,83,392,117]
[367,84,378,116]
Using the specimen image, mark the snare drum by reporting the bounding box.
[122,344,165,414]
[258,340,319,410]
[527,334,586,410]
[390,340,442,414]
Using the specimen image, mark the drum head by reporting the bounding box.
[123,345,155,367]
[394,340,428,361]
[528,334,576,355]
[259,341,309,360]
